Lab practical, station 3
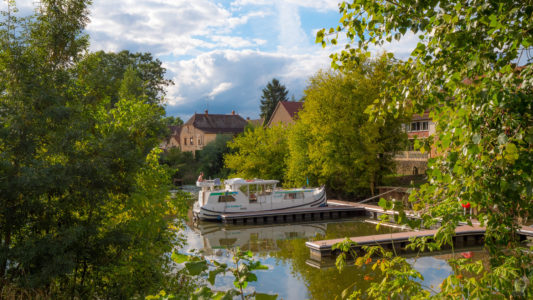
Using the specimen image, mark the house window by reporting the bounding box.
[407,121,429,132]
[190,137,194,145]
[184,138,187,145]
[198,137,202,145]
[218,195,236,202]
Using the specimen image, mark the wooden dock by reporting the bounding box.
[305,245,487,269]
[306,225,486,260]
[220,205,366,225]
[305,200,533,260]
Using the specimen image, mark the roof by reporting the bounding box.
[224,178,279,185]
[184,113,248,134]
[247,118,264,127]
[165,125,181,143]
[168,125,181,135]
[411,112,431,121]
[280,101,303,119]
[266,101,304,127]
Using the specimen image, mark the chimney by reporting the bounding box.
[204,109,208,115]
[231,110,235,115]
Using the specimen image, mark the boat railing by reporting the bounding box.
[196,178,221,188]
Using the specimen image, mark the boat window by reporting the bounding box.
[248,184,259,202]
[239,185,249,196]
[284,192,304,200]
[264,184,273,195]
[218,195,236,202]
[257,184,266,196]
[249,184,258,194]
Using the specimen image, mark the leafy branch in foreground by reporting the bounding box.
[147,248,277,300]
[333,239,430,300]
[318,0,532,297]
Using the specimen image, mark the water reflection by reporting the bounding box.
[183,218,483,299]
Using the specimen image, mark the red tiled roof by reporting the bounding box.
[280,101,303,119]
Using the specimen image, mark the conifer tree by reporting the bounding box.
[259,78,289,125]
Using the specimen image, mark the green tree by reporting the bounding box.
[159,148,198,184]
[197,134,233,179]
[162,115,184,126]
[259,78,289,125]
[74,50,173,106]
[317,0,533,298]
[0,1,185,297]
[225,125,289,181]
[286,56,407,197]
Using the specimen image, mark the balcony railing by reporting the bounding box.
[394,151,429,160]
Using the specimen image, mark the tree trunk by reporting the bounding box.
[1,229,11,279]
[370,173,375,196]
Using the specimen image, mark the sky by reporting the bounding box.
[3,0,418,121]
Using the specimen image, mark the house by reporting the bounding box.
[394,112,436,175]
[160,125,181,150]
[180,110,248,152]
[266,101,304,127]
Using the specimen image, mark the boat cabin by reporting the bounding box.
[197,178,279,203]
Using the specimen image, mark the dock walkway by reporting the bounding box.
[306,200,533,260]
[306,225,486,260]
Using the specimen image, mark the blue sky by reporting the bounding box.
[3,0,418,121]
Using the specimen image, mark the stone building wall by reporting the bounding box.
[395,159,428,176]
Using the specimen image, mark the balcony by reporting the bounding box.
[394,151,429,161]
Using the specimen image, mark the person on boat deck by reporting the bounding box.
[197,172,204,182]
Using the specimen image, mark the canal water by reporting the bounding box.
[181,217,484,299]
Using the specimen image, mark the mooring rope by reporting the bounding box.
[356,187,403,204]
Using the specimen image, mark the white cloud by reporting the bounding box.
[208,82,233,98]
[3,0,419,122]
[277,2,308,52]
[231,0,340,12]
[377,31,419,59]
[164,48,331,119]
[86,0,266,56]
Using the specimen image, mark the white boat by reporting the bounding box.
[193,178,327,221]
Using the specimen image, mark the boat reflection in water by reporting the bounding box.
[185,218,485,299]
[191,221,327,254]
